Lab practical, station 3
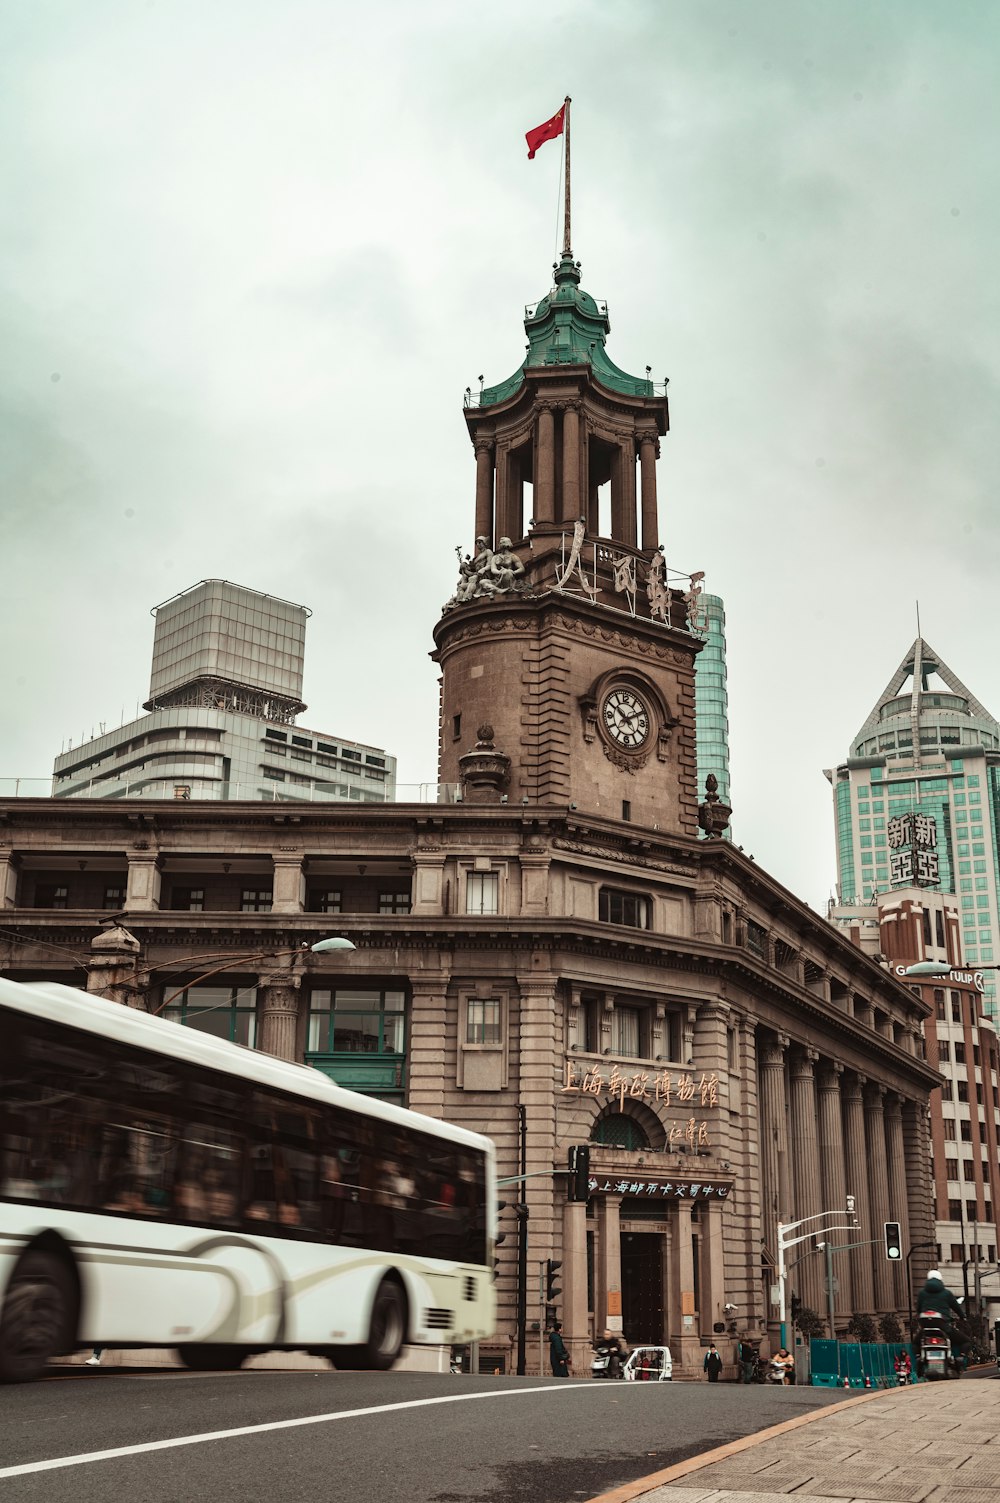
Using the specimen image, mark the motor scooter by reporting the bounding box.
[591,1340,625,1379]
[769,1354,794,1384]
[917,1311,960,1380]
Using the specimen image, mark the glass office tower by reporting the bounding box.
[694,593,731,832]
[825,637,1000,1019]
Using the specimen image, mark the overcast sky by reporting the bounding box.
[3,0,998,913]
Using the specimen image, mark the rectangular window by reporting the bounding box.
[171,887,205,912]
[954,1041,966,1063]
[611,1005,642,1057]
[938,1040,951,1062]
[103,886,125,910]
[34,883,68,909]
[942,1118,956,1140]
[241,889,273,913]
[310,890,342,914]
[378,890,412,914]
[599,888,651,930]
[466,998,502,1045]
[466,872,499,916]
[963,1160,976,1182]
[945,1157,960,1181]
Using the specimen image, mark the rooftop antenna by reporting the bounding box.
[916,599,921,639]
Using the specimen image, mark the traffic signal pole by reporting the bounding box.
[517,1105,527,1376]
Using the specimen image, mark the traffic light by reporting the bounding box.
[545,1258,563,1302]
[884,1222,903,1261]
[568,1144,591,1202]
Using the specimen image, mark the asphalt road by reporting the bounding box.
[0,1367,844,1503]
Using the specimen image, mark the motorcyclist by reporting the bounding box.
[594,1329,628,1379]
[915,1269,969,1356]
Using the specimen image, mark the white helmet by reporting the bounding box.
[926,1269,941,1280]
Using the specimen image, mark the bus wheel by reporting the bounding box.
[0,1250,76,1383]
[177,1345,246,1371]
[338,1277,407,1371]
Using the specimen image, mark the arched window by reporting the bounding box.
[590,1115,650,1151]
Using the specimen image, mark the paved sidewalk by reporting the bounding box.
[627,1378,1000,1503]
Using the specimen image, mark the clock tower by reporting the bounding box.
[433,249,705,834]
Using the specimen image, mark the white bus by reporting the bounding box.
[0,978,496,1382]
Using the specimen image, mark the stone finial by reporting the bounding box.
[698,773,731,839]
[459,726,511,804]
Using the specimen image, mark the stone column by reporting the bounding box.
[865,1083,893,1312]
[789,1048,824,1316]
[410,851,446,916]
[535,410,555,524]
[758,1032,789,1260]
[563,1198,589,1375]
[885,1095,909,1316]
[842,1073,875,1316]
[595,1193,622,1338]
[903,1100,935,1318]
[258,976,301,1062]
[475,438,496,544]
[124,852,162,912]
[271,854,305,914]
[561,404,581,521]
[86,924,144,1009]
[817,1062,852,1325]
[638,432,658,551]
[737,1013,764,1332]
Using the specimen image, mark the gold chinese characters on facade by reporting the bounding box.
[562,1062,719,1145]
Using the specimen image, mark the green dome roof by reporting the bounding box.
[479,253,656,406]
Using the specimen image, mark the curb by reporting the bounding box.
[585,1384,905,1503]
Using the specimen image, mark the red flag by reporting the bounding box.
[526,104,565,159]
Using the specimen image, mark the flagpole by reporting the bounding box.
[562,95,572,258]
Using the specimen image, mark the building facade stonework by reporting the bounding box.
[0,245,940,1377]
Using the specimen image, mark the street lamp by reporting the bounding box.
[901,962,999,978]
[151,937,356,1013]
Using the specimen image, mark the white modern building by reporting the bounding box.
[52,581,396,804]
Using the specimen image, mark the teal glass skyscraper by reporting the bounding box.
[694,593,730,833]
[826,637,1000,1017]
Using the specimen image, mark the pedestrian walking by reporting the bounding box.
[703,1343,723,1382]
[85,1347,103,1367]
[738,1338,757,1384]
[548,1321,571,1379]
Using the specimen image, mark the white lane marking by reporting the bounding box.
[0,1384,593,1478]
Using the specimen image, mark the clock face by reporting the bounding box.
[602,687,651,750]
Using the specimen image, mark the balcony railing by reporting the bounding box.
[0,777,463,805]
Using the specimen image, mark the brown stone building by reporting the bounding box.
[0,244,940,1376]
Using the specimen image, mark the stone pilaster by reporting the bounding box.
[405,976,451,1120]
[518,975,561,1282]
[702,1199,727,1337]
[0,849,20,908]
[865,1083,893,1312]
[410,850,446,915]
[736,1013,764,1333]
[817,1062,852,1324]
[535,409,555,524]
[669,1199,701,1372]
[124,852,162,912]
[271,854,305,914]
[561,404,581,520]
[843,1073,875,1315]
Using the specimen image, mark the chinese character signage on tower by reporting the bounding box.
[887,811,939,888]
